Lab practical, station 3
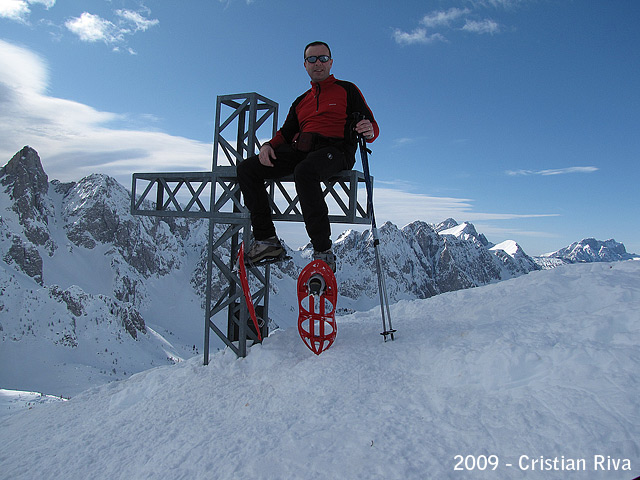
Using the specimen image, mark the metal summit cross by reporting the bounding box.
[131,92,372,362]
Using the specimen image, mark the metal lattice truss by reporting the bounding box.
[214,93,279,167]
[131,92,372,360]
[131,168,370,224]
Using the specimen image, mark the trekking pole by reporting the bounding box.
[357,125,396,341]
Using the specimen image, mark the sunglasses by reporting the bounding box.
[305,55,331,64]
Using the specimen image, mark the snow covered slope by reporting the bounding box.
[0,148,208,396]
[1,261,638,479]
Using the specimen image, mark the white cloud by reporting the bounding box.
[473,223,559,240]
[0,40,210,187]
[393,8,470,45]
[421,8,470,28]
[392,28,446,46]
[0,36,48,92]
[0,0,55,23]
[475,0,527,8]
[393,137,418,147]
[0,0,30,22]
[65,12,121,43]
[28,0,54,8]
[1,1,154,53]
[64,8,158,51]
[366,182,558,229]
[462,19,500,34]
[116,9,159,32]
[506,167,599,176]
[393,4,506,46]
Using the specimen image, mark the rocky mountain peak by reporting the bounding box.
[1,146,49,198]
[0,147,54,282]
[437,220,490,247]
[434,218,458,232]
[0,147,52,238]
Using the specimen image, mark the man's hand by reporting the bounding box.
[355,119,375,140]
[259,143,276,167]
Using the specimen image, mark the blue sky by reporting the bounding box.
[1,0,638,255]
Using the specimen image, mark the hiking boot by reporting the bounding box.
[245,236,285,265]
[313,248,337,272]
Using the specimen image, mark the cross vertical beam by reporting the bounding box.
[204,93,278,361]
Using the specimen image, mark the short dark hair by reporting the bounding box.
[304,41,331,59]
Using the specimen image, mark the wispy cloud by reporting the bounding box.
[115,9,159,32]
[366,185,559,230]
[392,28,446,46]
[462,19,500,34]
[472,223,560,241]
[421,7,470,28]
[472,0,528,9]
[393,3,507,46]
[393,138,414,147]
[392,137,428,148]
[506,166,599,176]
[0,39,210,187]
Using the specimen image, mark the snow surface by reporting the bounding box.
[491,240,519,257]
[0,389,67,417]
[1,261,639,479]
[0,261,191,397]
[438,222,470,238]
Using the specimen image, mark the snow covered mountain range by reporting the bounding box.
[1,147,637,398]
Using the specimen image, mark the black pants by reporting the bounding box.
[237,144,351,252]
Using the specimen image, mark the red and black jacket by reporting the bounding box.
[268,75,378,162]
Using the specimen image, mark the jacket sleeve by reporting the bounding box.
[347,83,379,143]
[268,94,304,149]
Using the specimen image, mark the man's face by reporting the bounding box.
[304,44,333,83]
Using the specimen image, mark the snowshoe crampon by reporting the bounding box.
[297,259,337,355]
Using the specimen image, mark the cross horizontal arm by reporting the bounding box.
[131,169,372,225]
